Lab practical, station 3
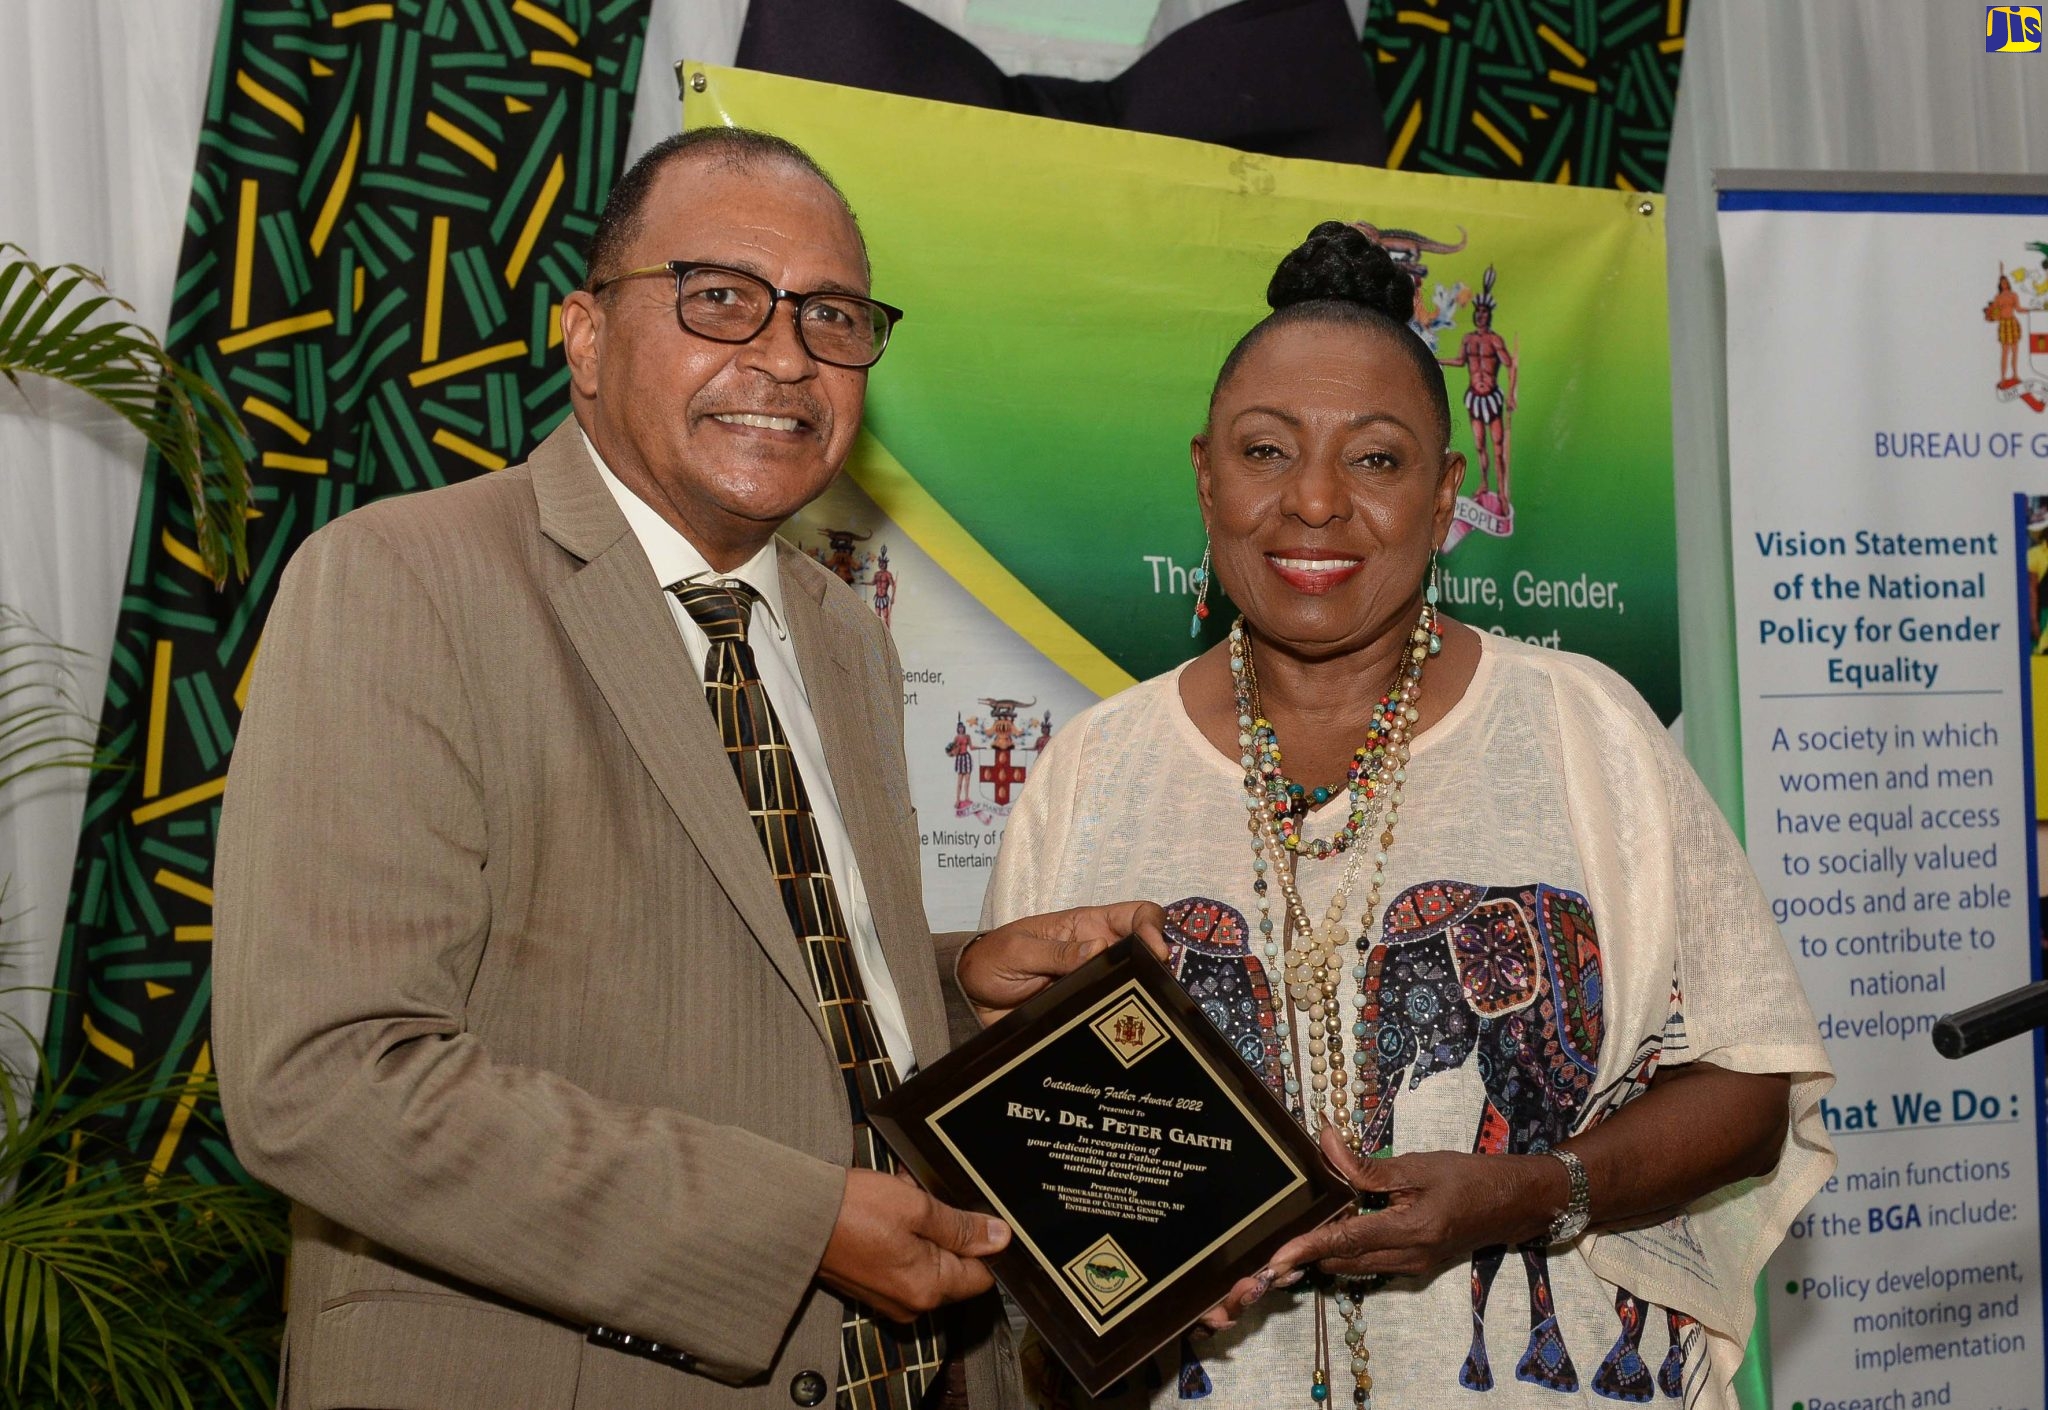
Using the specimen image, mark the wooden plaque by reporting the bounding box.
[870,940,1352,1396]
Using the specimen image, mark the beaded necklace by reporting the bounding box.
[1228,598,1439,1409]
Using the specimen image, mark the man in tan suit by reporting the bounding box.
[214,128,1156,1409]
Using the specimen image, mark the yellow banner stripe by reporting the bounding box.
[146,1042,213,1184]
[232,179,258,330]
[505,95,532,114]
[425,111,498,171]
[547,302,563,349]
[143,640,171,798]
[160,530,210,578]
[432,427,508,471]
[409,338,529,387]
[1387,100,1423,171]
[1536,23,1588,68]
[1658,35,1685,53]
[263,450,329,475]
[145,981,175,999]
[310,58,335,77]
[1668,0,1683,35]
[331,2,394,25]
[1548,69,1598,93]
[235,637,261,712]
[1395,8,1450,32]
[423,215,450,363]
[310,117,362,256]
[220,308,334,355]
[241,394,312,444]
[1471,111,1523,167]
[353,263,366,311]
[512,0,579,45]
[173,926,214,943]
[530,50,594,77]
[132,775,227,826]
[153,868,215,907]
[236,68,306,132]
[1614,173,1638,192]
[505,153,565,286]
[844,432,1134,699]
[82,1015,135,1069]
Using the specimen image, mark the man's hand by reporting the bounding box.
[818,1170,1010,1323]
[957,902,1170,1026]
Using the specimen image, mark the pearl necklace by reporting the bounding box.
[1229,601,1438,1410]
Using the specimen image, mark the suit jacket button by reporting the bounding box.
[790,1370,829,1406]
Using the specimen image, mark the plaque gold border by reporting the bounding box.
[926,978,1306,1336]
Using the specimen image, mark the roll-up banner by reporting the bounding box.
[681,64,1680,932]
[1720,172,2048,1410]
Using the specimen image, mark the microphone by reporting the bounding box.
[1931,979,2048,1059]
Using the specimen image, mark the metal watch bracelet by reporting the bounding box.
[1545,1147,1591,1244]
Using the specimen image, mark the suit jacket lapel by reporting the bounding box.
[778,548,950,1069]
[533,426,828,1048]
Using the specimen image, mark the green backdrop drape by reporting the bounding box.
[43,0,653,1187]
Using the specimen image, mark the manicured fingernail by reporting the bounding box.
[1243,1269,1276,1304]
[1274,1269,1306,1289]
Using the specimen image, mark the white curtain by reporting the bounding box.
[0,0,226,1069]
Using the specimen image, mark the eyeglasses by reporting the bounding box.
[588,261,904,369]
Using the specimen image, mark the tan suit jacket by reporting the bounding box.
[214,423,1016,1410]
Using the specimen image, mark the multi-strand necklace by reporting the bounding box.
[1228,598,1438,1409]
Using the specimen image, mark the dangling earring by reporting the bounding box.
[1189,541,1213,638]
[1424,549,1443,656]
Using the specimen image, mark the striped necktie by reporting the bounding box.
[672,581,944,1410]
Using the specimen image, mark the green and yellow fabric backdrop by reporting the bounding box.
[43,0,654,1181]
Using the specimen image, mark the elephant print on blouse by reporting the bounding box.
[1160,896,1286,1096]
[1161,887,1694,1401]
[1355,880,1605,1392]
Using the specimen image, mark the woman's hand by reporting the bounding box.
[956,902,1169,1026]
[1258,1064,1790,1284]
[1190,1265,1303,1335]
[1266,1127,1565,1282]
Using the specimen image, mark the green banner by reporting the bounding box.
[685,66,1678,929]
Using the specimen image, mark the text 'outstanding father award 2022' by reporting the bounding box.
[870,940,1352,1395]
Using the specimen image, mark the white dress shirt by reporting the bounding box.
[586,435,917,1075]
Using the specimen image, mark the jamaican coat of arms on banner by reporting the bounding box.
[1987,243,2048,412]
[1347,222,1522,551]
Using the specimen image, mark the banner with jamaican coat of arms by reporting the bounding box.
[683,65,1682,930]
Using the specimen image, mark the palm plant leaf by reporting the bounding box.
[0,245,249,584]
[0,608,117,797]
[0,1066,285,1408]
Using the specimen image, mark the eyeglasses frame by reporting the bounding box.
[586,260,904,369]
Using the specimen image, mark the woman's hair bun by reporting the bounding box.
[1265,221,1411,324]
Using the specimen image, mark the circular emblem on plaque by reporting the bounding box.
[1061,1233,1151,1316]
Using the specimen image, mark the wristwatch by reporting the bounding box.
[1544,1148,1591,1244]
